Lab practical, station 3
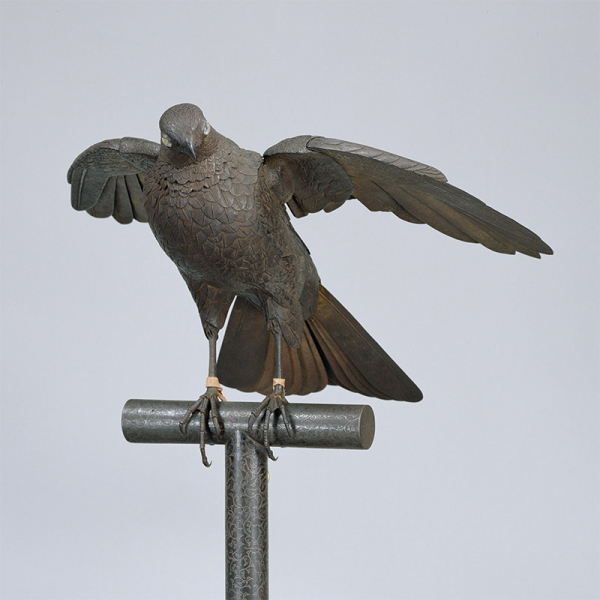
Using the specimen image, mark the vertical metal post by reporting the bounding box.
[225,430,269,600]
[123,400,375,598]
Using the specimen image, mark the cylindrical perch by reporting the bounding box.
[225,431,269,600]
[122,398,376,600]
[122,400,375,449]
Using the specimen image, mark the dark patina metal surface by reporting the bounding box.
[122,400,375,600]
[122,399,375,450]
[225,431,269,600]
[68,105,554,408]
[70,103,553,461]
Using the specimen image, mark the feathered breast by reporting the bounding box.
[143,147,269,280]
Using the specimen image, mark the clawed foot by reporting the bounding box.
[179,386,225,467]
[248,384,293,461]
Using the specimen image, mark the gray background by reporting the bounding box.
[1,2,598,599]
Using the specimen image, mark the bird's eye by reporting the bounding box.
[202,123,211,136]
[161,133,173,147]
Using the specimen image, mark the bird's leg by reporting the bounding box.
[248,329,293,461]
[179,326,227,467]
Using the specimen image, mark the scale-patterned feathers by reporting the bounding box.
[68,104,553,411]
[67,137,160,223]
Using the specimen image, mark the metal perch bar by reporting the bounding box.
[225,431,269,600]
[122,400,375,600]
[122,400,375,449]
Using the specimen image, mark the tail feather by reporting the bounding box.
[216,294,270,391]
[313,286,422,401]
[241,331,274,394]
[297,325,328,395]
[217,286,422,402]
[284,340,302,395]
[307,315,387,398]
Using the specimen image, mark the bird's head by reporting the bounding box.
[158,103,217,162]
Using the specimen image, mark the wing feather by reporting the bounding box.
[87,176,115,218]
[68,138,160,223]
[79,169,109,212]
[111,177,134,224]
[262,135,552,257]
[353,178,424,223]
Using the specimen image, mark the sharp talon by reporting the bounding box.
[263,414,277,461]
[280,405,293,437]
[200,449,212,468]
[179,399,202,436]
[263,410,271,449]
[210,397,222,438]
[182,387,225,466]
[248,388,291,461]
[248,410,259,431]
[248,398,268,433]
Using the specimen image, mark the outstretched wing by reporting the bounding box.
[262,136,553,258]
[67,137,160,224]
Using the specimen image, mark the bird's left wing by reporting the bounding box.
[262,136,553,258]
[67,137,160,223]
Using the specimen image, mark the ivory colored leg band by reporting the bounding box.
[273,378,285,388]
[206,377,227,401]
[206,377,220,388]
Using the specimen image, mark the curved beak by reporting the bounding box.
[182,138,197,160]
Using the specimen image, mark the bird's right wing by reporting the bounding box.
[262,136,553,258]
[67,137,160,223]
